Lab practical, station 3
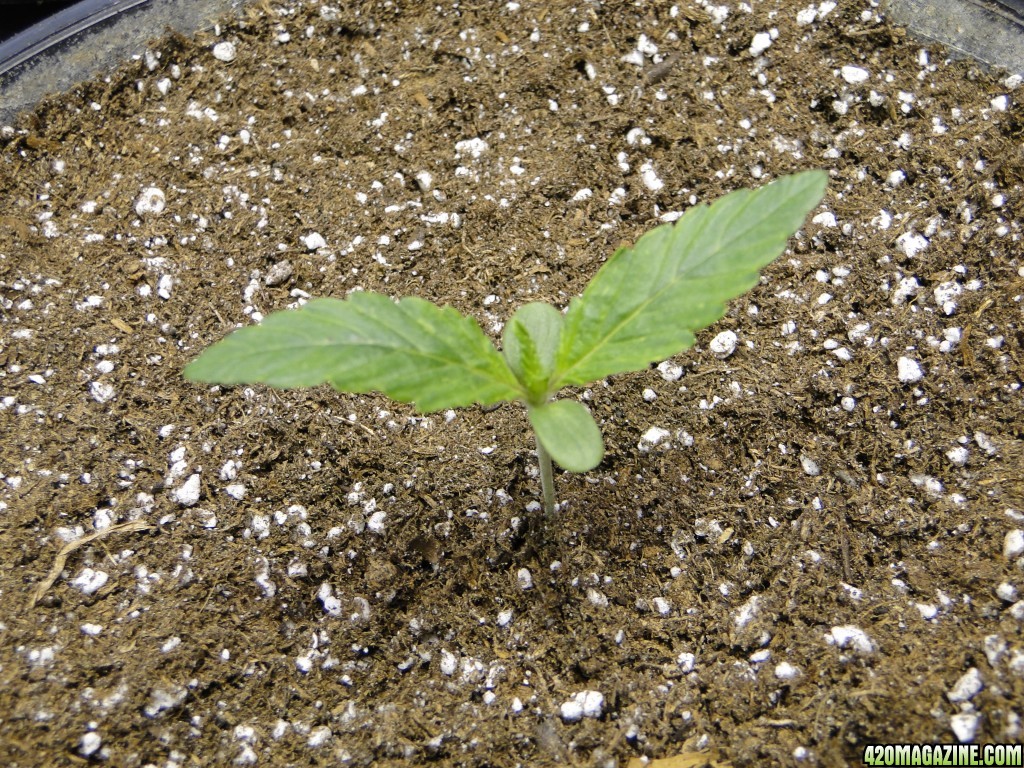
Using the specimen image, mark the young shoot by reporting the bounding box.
[185,171,827,517]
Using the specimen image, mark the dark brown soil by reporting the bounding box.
[2,1,1023,766]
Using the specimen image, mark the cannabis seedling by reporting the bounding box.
[185,171,827,517]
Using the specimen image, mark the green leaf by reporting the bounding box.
[554,170,827,387]
[184,293,524,412]
[502,302,564,402]
[528,399,604,472]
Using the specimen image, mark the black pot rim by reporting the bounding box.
[0,0,149,79]
[0,0,242,124]
[0,0,1021,126]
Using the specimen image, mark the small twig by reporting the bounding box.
[536,435,556,519]
[30,520,153,608]
[840,517,853,583]
[336,415,377,438]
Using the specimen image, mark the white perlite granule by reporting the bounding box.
[827,625,876,653]
[1004,529,1024,560]
[709,330,738,359]
[897,356,923,384]
[134,187,166,216]
[171,474,202,506]
[559,690,604,722]
[212,41,237,62]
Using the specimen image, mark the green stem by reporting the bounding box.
[535,434,556,518]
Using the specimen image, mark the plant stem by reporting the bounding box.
[535,434,556,518]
